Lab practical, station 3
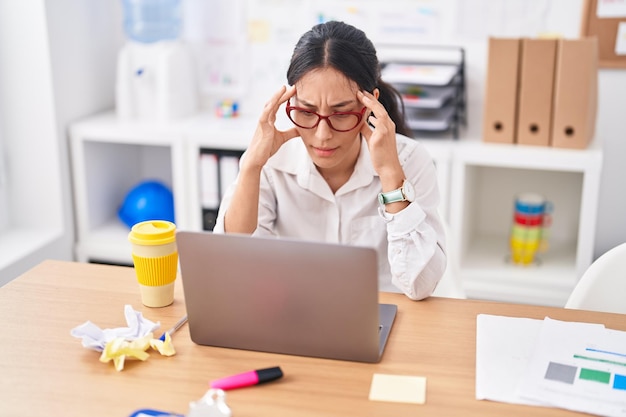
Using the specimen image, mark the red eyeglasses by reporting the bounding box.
[285,101,367,132]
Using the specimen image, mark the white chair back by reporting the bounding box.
[565,242,626,314]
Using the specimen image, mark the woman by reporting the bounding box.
[214,21,446,300]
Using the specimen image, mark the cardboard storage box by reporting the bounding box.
[516,38,557,147]
[550,37,598,149]
[482,38,521,144]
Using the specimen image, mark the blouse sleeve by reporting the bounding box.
[379,141,447,300]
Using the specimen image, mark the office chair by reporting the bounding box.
[565,242,626,314]
[432,219,467,299]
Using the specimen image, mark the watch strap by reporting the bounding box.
[378,187,405,205]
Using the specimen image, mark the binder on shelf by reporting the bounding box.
[550,38,598,149]
[199,152,219,210]
[516,38,557,147]
[483,38,521,144]
[219,155,240,200]
[198,148,243,231]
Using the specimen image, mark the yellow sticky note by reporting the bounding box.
[368,373,427,404]
[248,20,270,43]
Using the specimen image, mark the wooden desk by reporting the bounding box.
[1,260,624,417]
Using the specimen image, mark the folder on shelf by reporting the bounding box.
[516,38,557,147]
[199,153,220,210]
[550,38,598,149]
[482,38,521,144]
[199,149,242,230]
[219,155,240,200]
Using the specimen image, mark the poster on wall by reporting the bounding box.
[596,0,626,18]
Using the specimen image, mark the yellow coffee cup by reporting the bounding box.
[128,220,178,307]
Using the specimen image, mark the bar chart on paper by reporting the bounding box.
[545,349,626,391]
[519,319,626,417]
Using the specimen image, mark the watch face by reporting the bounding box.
[403,180,416,202]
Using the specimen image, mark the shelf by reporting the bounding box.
[68,111,602,307]
[459,234,577,306]
[70,112,185,144]
[453,140,603,172]
[75,218,133,265]
[449,140,602,306]
[183,113,257,150]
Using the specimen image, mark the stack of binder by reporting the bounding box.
[199,149,243,231]
[482,37,598,149]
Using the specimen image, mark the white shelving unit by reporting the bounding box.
[69,112,603,307]
[448,140,603,306]
[69,113,187,264]
[184,114,257,231]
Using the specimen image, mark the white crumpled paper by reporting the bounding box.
[70,304,160,352]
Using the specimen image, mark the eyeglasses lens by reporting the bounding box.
[288,109,360,132]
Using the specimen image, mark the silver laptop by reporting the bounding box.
[176,231,397,363]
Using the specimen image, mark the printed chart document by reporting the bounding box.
[476,314,626,416]
[517,317,626,417]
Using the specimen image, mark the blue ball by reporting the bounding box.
[118,180,175,229]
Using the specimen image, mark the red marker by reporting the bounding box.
[210,366,283,390]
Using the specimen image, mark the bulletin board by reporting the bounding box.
[581,0,626,68]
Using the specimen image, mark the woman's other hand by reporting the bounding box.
[244,85,299,171]
[357,90,405,192]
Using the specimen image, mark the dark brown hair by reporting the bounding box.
[286,21,412,137]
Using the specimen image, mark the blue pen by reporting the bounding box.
[159,315,188,341]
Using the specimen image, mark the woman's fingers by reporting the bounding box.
[358,90,389,119]
[358,90,394,141]
[278,85,296,105]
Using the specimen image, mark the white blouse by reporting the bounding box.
[214,134,447,300]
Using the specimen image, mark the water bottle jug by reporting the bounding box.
[122,0,182,43]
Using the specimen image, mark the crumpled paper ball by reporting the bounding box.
[71,305,177,371]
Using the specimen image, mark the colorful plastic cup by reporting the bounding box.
[513,212,545,226]
[128,220,178,307]
[510,236,541,265]
[511,224,543,241]
[515,192,549,214]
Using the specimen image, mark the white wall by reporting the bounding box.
[0,0,123,283]
[594,70,626,257]
[1,0,624,282]
[220,0,626,258]
[0,1,68,283]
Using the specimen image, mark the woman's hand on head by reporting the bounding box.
[243,85,299,172]
[357,90,403,179]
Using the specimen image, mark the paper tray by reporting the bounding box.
[382,63,459,86]
[405,106,456,131]
[396,85,456,109]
